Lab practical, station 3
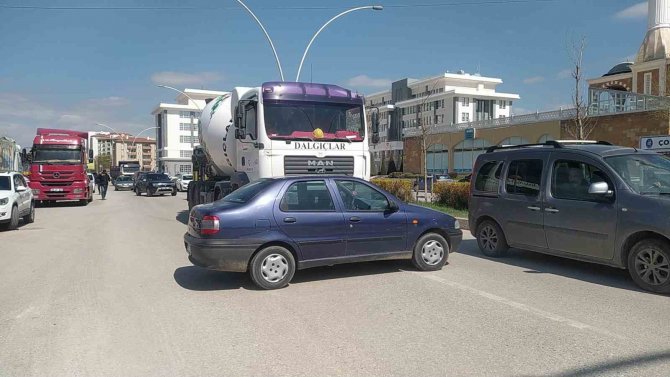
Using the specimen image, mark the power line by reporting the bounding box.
[0,0,582,11]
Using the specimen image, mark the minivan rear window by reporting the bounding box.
[474,161,503,193]
[505,159,543,197]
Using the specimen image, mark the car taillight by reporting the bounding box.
[200,215,220,235]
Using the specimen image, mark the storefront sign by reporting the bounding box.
[464,128,476,140]
[640,136,670,151]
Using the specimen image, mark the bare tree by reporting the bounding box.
[417,79,442,201]
[566,36,597,140]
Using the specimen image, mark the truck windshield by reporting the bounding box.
[0,177,10,191]
[605,153,670,194]
[264,100,364,142]
[33,148,81,164]
[121,163,140,174]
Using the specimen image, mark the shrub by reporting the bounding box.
[371,178,414,202]
[433,182,470,209]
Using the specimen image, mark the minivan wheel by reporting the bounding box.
[249,246,296,290]
[628,239,670,294]
[476,220,509,257]
[412,232,449,271]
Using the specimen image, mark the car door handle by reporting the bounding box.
[545,207,559,213]
[527,206,541,211]
[283,217,296,223]
[349,216,361,223]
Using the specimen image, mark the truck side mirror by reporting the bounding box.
[370,110,380,144]
[235,101,251,140]
[88,149,94,163]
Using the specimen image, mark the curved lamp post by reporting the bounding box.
[296,5,382,82]
[235,0,284,81]
[132,127,160,146]
[96,122,128,166]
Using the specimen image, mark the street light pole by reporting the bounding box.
[296,5,383,82]
[96,122,126,169]
[132,126,160,172]
[235,0,284,81]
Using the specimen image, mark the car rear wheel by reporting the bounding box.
[412,232,449,271]
[23,203,35,224]
[476,220,509,257]
[628,239,670,294]
[249,246,296,290]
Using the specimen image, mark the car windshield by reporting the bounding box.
[32,148,81,164]
[0,176,10,191]
[116,176,132,181]
[263,100,364,141]
[147,174,169,181]
[605,153,670,194]
[182,175,192,180]
[222,179,274,203]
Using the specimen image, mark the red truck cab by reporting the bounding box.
[27,128,93,205]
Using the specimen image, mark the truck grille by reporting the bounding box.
[42,181,73,186]
[284,156,354,176]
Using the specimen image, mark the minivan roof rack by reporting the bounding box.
[485,140,612,153]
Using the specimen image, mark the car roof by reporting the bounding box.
[485,142,651,158]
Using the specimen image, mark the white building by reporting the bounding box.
[151,88,228,176]
[365,71,520,174]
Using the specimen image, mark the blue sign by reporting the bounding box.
[646,138,654,149]
[464,128,476,140]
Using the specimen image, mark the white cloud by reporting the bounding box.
[557,69,572,79]
[614,2,647,20]
[150,71,223,86]
[523,76,545,84]
[345,75,393,89]
[83,96,129,107]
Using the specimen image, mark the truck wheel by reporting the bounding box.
[23,203,35,224]
[628,239,670,294]
[249,246,296,290]
[8,206,19,230]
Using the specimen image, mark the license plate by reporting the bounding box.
[50,188,64,192]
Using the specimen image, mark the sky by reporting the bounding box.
[0,0,650,148]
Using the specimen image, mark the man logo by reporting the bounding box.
[646,138,654,149]
[307,160,334,167]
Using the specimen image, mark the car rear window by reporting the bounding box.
[474,161,503,193]
[223,179,274,203]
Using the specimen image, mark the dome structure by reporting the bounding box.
[602,62,633,77]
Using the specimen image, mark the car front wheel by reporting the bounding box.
[628,239,670,294]
[412,232,449,271]
[249,246,296,290]
[476,220,509,257]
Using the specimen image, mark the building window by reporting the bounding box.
[180,150,192,158]
[499,100,507,109]
[179,164,192,173]
[644,72,652,95]
[179,122,198,131]
[179,111,193,119]
[461,112,470,122]
[180,135,198,144]
[461,97,470,107]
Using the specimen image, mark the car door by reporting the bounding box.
[12,174,27,214]
[543,153,618,260]
[498,155,548,250]
[333,179,407,256]
[273,179,348,261]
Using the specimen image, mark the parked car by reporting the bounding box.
[135,173,177,197]
[173,173,193,192]
[469,140,670,294]
[114,175,134,191]
[87,173,96,193]
[0,172,35,230]
[435,174,456,183]
[185,176,462,289]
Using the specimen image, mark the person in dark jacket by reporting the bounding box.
[98,169,111,200]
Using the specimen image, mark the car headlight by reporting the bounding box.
[0,198,8,206]
[454,219,460,230]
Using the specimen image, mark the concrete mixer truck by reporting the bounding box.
[187,81,380,209]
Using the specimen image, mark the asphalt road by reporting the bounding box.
[1,189,669,377]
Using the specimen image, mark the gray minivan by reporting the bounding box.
[468,141,670,293]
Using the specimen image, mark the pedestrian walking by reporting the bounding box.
[98,169,111,200]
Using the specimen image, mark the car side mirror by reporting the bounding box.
[16,186,27,192]
[588,181,613,197]
[387,200,400,212]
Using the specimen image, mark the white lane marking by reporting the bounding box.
[405,270,627,340]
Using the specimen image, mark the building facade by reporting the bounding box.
[93,134,157,171]
[365,71,519,174]
[151,89,227,176]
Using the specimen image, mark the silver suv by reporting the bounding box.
[468,141,670,294]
